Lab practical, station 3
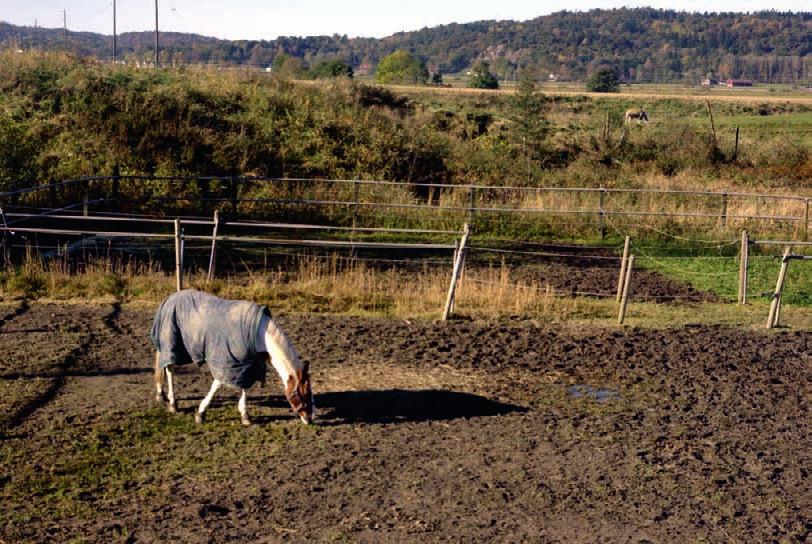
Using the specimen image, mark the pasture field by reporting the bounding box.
[0,297,809,543]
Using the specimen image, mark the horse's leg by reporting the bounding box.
[195,379,221,425]
[165,365,177,413]
[238,389,251,426]
[153,351,166,404]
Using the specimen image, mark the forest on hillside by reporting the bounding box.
[1,8,810,83]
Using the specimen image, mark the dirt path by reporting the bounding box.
[0,304,809,543]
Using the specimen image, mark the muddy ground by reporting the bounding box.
[0,301,808,543]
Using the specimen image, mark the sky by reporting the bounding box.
[1,1,809,41]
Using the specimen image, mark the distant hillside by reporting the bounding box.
[1,8,810,83]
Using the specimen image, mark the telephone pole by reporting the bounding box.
[63,10,67,53]
[34,18,38,49]
[154,0,160,67]
[113,0,117,62]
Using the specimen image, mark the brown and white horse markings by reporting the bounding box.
[624,108,649,125]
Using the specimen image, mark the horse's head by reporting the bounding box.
[285,361,315,424]
[639,110,649,124]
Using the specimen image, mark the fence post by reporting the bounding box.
[766,246,791,329]
[616,236,631,303]
[598,187,606,239]
[720,193,728,227]
[617,255,634,325]
[738,230,749,305]
[230,176,238,216]
[352,178,360,234]
[174,219,183,292]
[468,187,475,225]
[112,165,120,203]
[82,178,89,216]
[805,199,809,242]
[443,223,471,320]
[206,210,220,284]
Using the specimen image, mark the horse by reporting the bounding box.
[151,289,315,426]
[624,108,649,125]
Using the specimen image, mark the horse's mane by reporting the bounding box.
[265,318,303,375]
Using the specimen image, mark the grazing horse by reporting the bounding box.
[624,108,649,125]
[151,289,315,425]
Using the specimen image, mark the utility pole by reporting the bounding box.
[154,0,160,67]
[34,18,37,49]
[63,10,67,53]
[113,0,117,62]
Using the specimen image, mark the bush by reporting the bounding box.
[586,67,620,93]
[468,62,499,89]
[375,51,429,85]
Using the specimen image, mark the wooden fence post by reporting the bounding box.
[468,187,475,224]
[617,255,634,325]
[174,219,183,292]
[805,199,809,242]
[598,187,606,239]
[766,247,791,329]
[206,210,220,284]
[738,230,749,305]
[720,193,728,227]
[82,178,89,217]
[616,236,631,303]
[352,178,360,234]
[443,223,471,321]
[230,176,238,216]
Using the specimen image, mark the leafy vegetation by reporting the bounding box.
[375,50,429,84]
[467,62,499,89]
[2,9,810,83]
[586,67,620,93]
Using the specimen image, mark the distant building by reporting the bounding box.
[548,73,558,82]
[726,79,753,87]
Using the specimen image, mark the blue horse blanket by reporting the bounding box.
[150,289,269,389]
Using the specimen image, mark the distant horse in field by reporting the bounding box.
[624,108,649,125]
[151,289,315,425]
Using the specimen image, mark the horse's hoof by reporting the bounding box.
[241,416,252,427]
[155,392,166,404]
[168,402,177,414]
[195,412,205,425]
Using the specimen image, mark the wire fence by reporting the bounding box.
[1,175,809,242]
[1,177,809,325]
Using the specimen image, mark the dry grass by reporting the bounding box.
[3,254,809,331]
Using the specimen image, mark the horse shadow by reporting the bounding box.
[309,389,526,426]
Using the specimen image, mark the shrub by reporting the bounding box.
[586,67,620,93]
[375,51,429,85]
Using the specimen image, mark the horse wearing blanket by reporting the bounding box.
[151,289,315,425]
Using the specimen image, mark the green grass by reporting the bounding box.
[637,254,812,306]
[0,407,313,529]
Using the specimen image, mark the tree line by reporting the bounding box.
[1,8,810,83]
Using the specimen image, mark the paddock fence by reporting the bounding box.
[0,176,809,325]
[1,176,809,242]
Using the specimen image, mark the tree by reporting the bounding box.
[468,61,499,89]
[270,54,305,79]
[431,72,443,85]
[510,70,549,180]
[308,59,353,79]
[375,51,429,84]
[586,67,620,92]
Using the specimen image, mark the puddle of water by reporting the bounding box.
[567,384,619,403]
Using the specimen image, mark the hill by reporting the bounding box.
[1,8,810,83]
